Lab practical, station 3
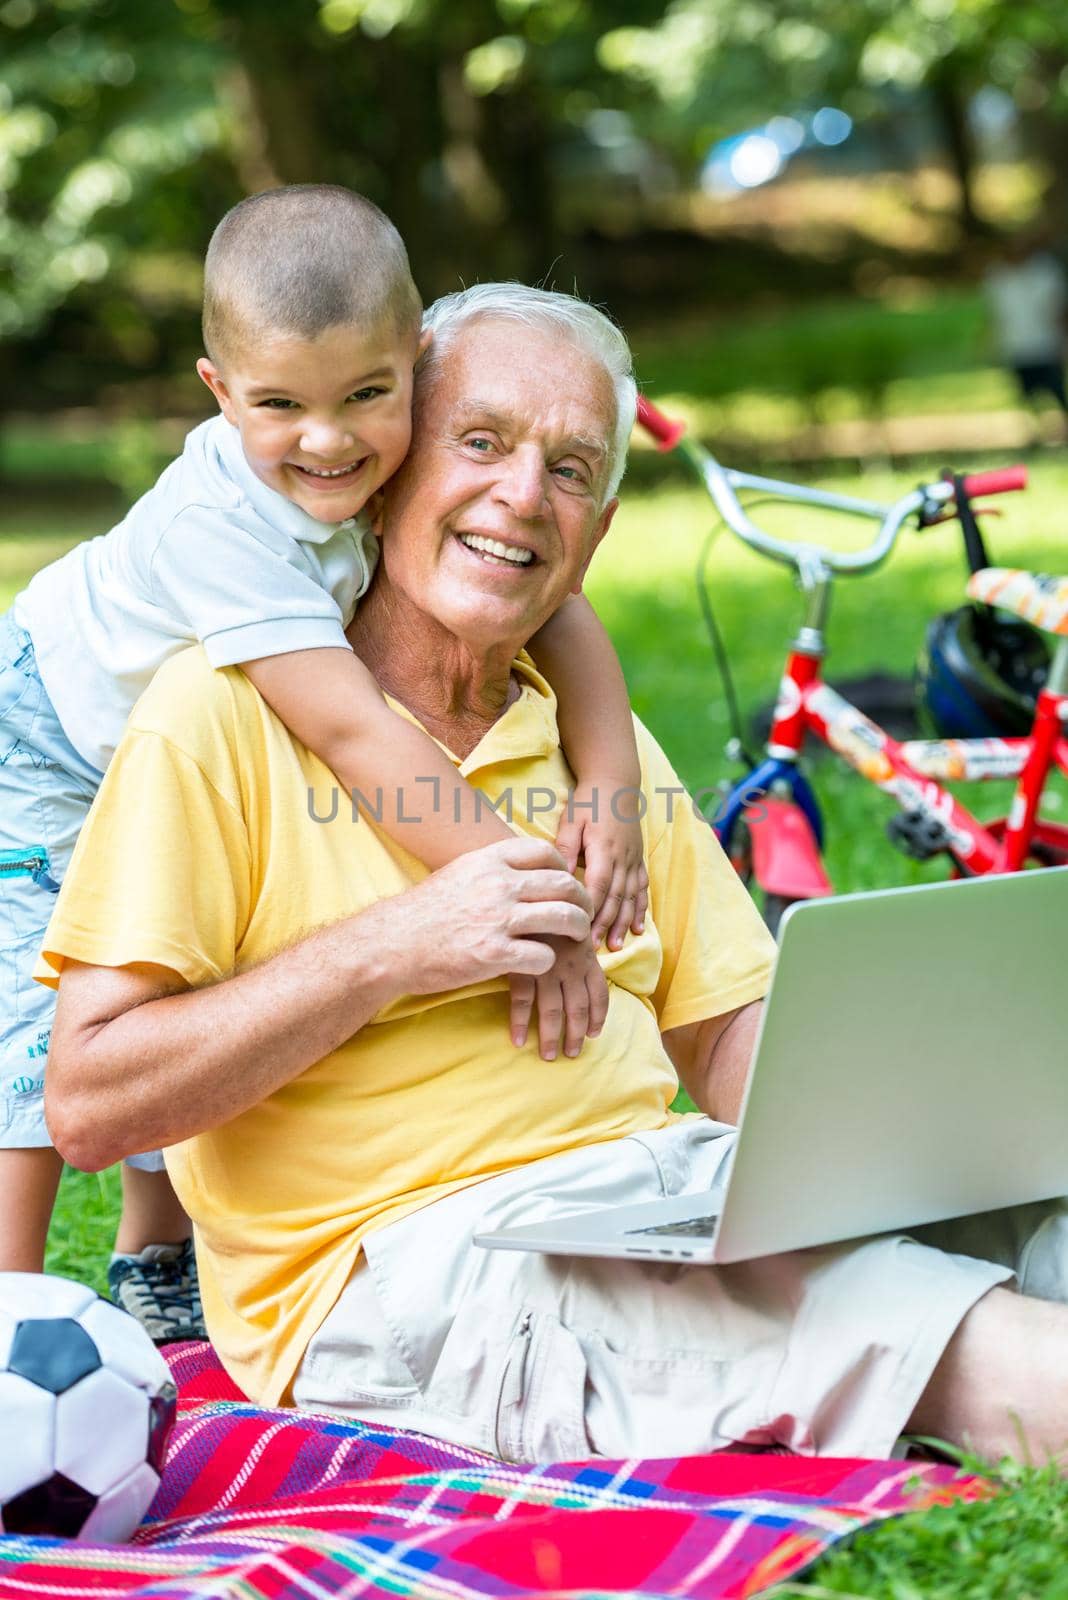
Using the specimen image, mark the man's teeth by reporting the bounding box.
[458,533,534,566]
[299,462,360,478]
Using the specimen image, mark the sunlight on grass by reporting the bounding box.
[627,285,1049,459]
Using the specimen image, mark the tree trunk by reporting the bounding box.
[481,72,561,285]
[209,0,562,294]
[217,0,330,187]
[1018,47,1068,243]
[927,56,984,238]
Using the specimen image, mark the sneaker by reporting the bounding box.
[108,1238,206,1345]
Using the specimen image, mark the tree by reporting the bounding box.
[0,0,230,346]
[592,0,1068,238]
[210,0,674,291]
[6,0,1068,421]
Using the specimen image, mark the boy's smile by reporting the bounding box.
[197,322,423,524]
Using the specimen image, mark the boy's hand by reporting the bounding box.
[509,935,609,1062]
[555,781,649,951]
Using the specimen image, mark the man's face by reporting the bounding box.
[378,317,619,649]
[197,321,421,524]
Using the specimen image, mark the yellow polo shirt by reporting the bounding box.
[39,646,775,1405]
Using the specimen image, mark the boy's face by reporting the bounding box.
[197,320,423,524]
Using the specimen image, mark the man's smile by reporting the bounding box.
[455,531,536,568]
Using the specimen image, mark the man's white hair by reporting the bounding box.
[421,283,637,504]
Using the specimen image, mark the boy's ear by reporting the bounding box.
[196,358,239,426]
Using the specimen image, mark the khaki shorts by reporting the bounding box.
[294,1120,1065,1461]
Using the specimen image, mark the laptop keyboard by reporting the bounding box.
[626,1214,720,1239]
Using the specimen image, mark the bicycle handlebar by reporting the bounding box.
[636,395,686,451]
[635,396,1028,579]
[960,465,1028,499]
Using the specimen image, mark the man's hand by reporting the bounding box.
[507,934,609,1061]
[390,836,595,996]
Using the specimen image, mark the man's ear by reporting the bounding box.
[571,497,618,595]
[417,326,433,358]
[196,358,239,426]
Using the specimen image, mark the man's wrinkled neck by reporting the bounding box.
[348,577,522,756]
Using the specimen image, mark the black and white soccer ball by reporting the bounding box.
[0,1273,177,1542]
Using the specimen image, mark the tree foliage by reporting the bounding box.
[0,0,229,341]
[2,0,1068,400]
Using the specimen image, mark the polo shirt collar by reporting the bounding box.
[383,653,562,777]
[459,654,561,777]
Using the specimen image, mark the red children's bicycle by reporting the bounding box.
[637,396,1068,930]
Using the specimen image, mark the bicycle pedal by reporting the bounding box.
[886,808,951,861]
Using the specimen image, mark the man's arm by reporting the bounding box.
[46,837,592,1172]
[662,1000,764,1125]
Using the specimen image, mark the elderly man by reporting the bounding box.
[42,286,1068,1466]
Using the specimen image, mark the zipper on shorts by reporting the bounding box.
[494,1311,534,1458]
[0,847,61,892]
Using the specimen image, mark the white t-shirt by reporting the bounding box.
[14,415,379,773]
[983,253,1067,365]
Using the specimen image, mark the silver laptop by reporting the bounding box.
[475,867,1068,1266]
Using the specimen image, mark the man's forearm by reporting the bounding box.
[47,900,408,1170]
[664,1000,764,1126]
[47,835,596,1171]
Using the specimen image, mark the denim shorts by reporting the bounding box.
[0,610,162,1167]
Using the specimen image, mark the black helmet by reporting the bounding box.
[917,604,1049,739]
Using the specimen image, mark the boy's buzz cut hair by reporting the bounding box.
[202,185,422,366]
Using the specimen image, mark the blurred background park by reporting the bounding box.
[5,0,1067,882]
[7,0,1068,456]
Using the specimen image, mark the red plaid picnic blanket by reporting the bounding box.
[0,1341,990,1600]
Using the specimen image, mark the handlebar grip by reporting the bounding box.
[636,395,686,452]
[960,465,1028,498]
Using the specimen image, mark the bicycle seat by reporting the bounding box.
[966,568,1068,636]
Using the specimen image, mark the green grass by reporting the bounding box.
[782,1458,1068,1599]
[47,1167,122,1295]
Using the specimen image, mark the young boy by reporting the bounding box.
[0,185,647,1338]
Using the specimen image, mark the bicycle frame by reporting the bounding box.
[724,635,1068,888]
[636,396,1068,901]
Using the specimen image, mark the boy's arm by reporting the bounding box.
[532,593,640,786]
[242,647,609,1061]
[243,647,513,865]
[529,593,648,949]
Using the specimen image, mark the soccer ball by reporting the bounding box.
[0,1273,177,1542]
